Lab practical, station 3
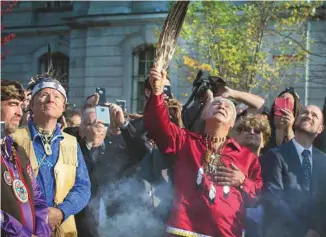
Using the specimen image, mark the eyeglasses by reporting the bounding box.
[239,127,261,135]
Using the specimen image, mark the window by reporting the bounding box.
[131,45,156,113]
[33,1,72,11]
[44,1,72,8]
[39,52,69,92]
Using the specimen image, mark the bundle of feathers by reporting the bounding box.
[155,1,190,71]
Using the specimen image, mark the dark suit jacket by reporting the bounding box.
[261,140,326,237]
[314,130,326,153]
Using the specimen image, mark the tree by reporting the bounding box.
[1,1,17,60]
[176,1,323,95]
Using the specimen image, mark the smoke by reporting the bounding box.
[90,176,172,237]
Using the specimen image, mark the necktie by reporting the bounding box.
[301,149,312,192]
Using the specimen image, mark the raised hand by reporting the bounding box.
[220,86,235,99]
[85,93,100,107]
[109,103,125,127]
[281,108,295,130]
[149,67,166,96]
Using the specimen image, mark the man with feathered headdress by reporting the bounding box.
[11,73,91,237]
[1,80,51,236]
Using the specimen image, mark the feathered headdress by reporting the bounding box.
[27,44,67,101]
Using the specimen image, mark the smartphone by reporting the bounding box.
[96,106,110,126]
[163,85,172,98]
[274,97,294,117]
[96,87,107,105]
[1,121,5,139]
[95,87,110,126]
[116,100,127,112]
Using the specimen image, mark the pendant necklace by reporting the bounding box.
[35,125,55,156]
[203,133,228,204]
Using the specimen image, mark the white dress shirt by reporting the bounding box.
[292,138,313,172]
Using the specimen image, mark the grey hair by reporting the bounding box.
[81,107,96,124]
[209,97,237,122]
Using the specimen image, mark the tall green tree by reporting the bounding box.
[177,1,323,94]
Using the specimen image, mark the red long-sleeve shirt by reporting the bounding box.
[144,94,262,237]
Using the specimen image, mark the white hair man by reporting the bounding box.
[11,76,91,237]
[144,67,262,237]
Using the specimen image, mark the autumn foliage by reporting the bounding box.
[1,0,17,60]
[177,1,322,94]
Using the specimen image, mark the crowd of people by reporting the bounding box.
[1,65,325,237]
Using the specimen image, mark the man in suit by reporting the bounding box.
[261,104,326,237]
[314,97,326,153]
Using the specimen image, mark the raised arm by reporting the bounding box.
[222,87,265,110]
[143,68,186,155]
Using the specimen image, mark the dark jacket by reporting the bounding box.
[75,134,144,237]
[261,140,326,237]
[314,130,326,153]
[120,118,174,220]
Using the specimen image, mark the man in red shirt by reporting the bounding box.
[144,67,262,237]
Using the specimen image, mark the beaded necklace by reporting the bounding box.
[34,124,55,156]
[1,137,29,203]
[203,133,226,174]
[1,138,17,169]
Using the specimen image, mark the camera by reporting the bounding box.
[182,70,227,132]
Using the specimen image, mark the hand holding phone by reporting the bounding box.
[95,87,110,126]
[274,97,294,117]
[96,106,110,126]
[163,85,172,99]
[116,100,127,112]
[96,87,107,105]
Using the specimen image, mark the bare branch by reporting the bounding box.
[266,28,326,58]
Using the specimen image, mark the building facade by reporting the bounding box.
[1,1,326,111]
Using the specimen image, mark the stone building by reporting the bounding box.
[1,1,326,111]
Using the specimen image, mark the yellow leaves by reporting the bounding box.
[183,56,197,68]
[183,56,213,72]
[216,28,226,35]
[201,63,213,71]
[230,47,237,53]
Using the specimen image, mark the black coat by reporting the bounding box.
[75,136,143,237]
[261,140,326,237]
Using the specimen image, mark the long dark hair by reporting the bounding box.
[267,87,302,149]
